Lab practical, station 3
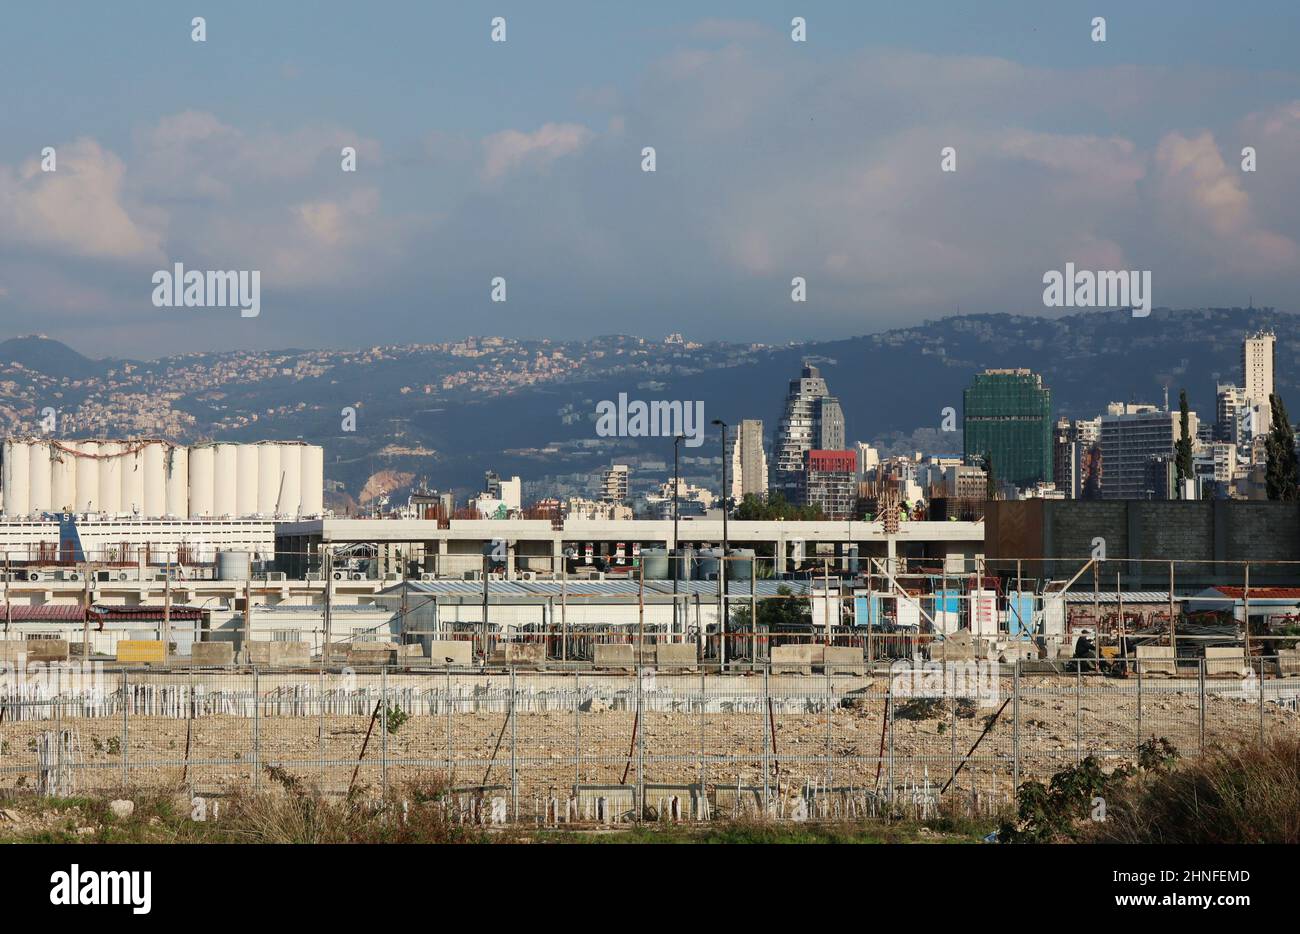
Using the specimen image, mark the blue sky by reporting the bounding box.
[2,1,1299,356]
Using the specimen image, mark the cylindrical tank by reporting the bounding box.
[120,443,146,516]
[50,443,76,513]
[215,550,251,581]
[299,444,324,516]
[235,444,259,516]
[278,443,302,517]
[726,548,755,582]
[641,547,670,580]
[212,443,237,516]
[27,441,51,516]
[673,545,695,581]
[164,445,188,517]
[3,440,30,516]
[75,441,99,513]
[142,442,166,517]
[188,444,214,517]
[696,547,722,581]
[98,441,122,515]
[256,442,280,516]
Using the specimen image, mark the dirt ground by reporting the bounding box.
[2,672,1294,809]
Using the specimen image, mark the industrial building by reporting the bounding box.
[0,438,324,519]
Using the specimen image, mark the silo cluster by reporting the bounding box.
[0,438,325,519]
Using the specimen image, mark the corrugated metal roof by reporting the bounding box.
[1063,591,1173,604]
[1,605,85,621]
[380,579,813,599]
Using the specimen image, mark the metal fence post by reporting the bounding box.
[120,669,129,789]
[446,665,453,783]
[510,667,518,820]
[762,665,771,812]
[1012,660,1020,794]
[573,670,581,788]
[1198,658,1206,755]
[1074,663,1081,764]
[635,664,644,820]
[380,665,388,798]
[1136,656,1143,750]
[251,665,260,791]
[825,666,833,794]
[1259,655,1266,748]
[698,667,706,811]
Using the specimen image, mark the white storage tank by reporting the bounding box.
[50,442,76,513]
[142,442,166,517]
[278,443,302,517]
[300,444,324,516]
[3,440,30,517]
[164,444,188,518]
[120,443,146,516]
[212,443,237,516]
[98,441,122,515]
[256,442,281,516]
[189,444,214,517]
[75,441,99,513]
[235,444,259,517]
[27,441,52,515]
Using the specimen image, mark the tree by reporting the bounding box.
[1265,392,1299,501]
[728,584,810,632]
[734,491,825,521]
[1175,389,1194,484]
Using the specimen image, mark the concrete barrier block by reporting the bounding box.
[347,646,395,666]
[1205,646,1247,677]
[498,642,546,666]
[270,641,312,667]
[0,640,25,661]
[656,643,698,670]
[190,642,234,666]
[594,644,635,670]
[246,641,273,666]
[823,645,864,675]
[1278,648,1300,675]
[771,644,818,674]
[1135,645,1176,676]
[428,640,473,666]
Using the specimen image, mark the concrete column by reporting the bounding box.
[507,541,517,580]
[551,536,564,575]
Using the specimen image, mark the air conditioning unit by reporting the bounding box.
[332,571,346,581]
[419,573,436,581]
[518,571,536,581]
[383,573,400,582]
[116,571,130,582]
[305,572,323,582]
[488,572,506,581]
[26,570,46,583]
[350,572,365,581]
[265,571,286,582]
[96,570,112,582]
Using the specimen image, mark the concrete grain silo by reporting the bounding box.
[212,443,237,516]
[120,443,146,516]
[278,443,302,517]
[27,441,52,515]
[256,442,280,516]
[142,442,167,517]
[75,441,99,513]
[164,444,188,517]
[300,444,324,516]
[50,443,77,514]
[188,444,214,517]
[98,441,122,515]
[3,440,31,517]
[235,444,259,517]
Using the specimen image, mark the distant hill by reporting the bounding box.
[0,335,112,380]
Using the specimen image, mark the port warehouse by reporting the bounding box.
[0,503,1298,662]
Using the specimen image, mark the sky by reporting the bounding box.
[2,1,1299,357]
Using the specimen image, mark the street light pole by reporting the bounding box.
[673,434,683,639]
[713,419,729,668]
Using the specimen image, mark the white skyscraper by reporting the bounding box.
[1242,329,1275,407]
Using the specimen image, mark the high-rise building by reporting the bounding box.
[854,442,879,484]
[600,464,629,504]
[1216,383,1245,444]
[800,449,857,519]
[1242,329,1275,407]
[772,364,845,499]
[1098,405,1199,499]
[962,369,1053,490]
[727,419,768,501]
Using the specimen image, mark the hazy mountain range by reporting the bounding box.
[0,306,1288,502]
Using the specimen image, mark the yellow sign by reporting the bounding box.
[116,640,166,663]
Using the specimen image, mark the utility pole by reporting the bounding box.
[712,419,729,669]
[673,435,683,640]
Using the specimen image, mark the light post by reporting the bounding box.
[713,419,729,667]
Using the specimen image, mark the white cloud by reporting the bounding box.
[481,123,595,181]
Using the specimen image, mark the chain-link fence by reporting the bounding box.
[2,658,1297,823]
